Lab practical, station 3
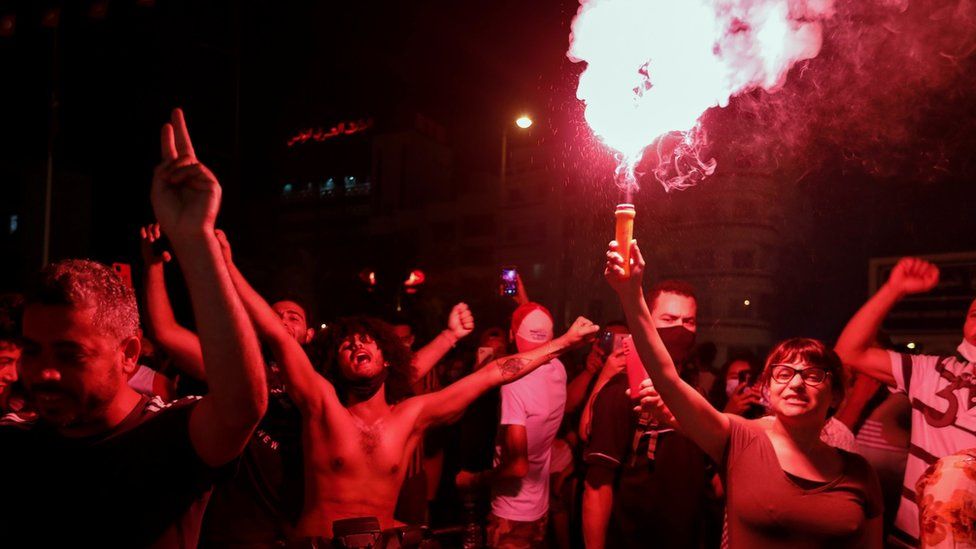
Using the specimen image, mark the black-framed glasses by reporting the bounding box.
[769,364,830,386]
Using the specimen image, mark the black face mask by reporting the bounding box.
[335,368,388,404]
[657,325,696,366]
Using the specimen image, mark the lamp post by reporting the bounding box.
[500,115,533,187]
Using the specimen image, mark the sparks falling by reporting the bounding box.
[568,0,835,192]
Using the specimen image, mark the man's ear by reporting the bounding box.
[119,336,142,377]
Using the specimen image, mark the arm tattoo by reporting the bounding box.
[499,358,530,381]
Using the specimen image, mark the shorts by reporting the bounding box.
[486,513,548,549]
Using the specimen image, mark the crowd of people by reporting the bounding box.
[0,109,974,549]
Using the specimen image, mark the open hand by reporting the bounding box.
[602,347,627,378]
[605,240,645,296]
[151,109,221,240]
[886,257,939,297]
[139,223,171,265]
[447,302,475,339]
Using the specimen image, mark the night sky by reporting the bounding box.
[0,0,973,340]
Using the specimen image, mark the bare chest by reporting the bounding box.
[305,408,419,479]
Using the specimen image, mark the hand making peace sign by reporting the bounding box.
[151,108,222,240]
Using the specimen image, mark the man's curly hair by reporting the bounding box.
[311,316,414,405]
[25,260,139,342]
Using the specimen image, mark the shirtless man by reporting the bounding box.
[216,240,599,539]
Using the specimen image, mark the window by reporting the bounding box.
[319,178,336,197]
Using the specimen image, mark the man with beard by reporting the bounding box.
[582,280,709,549]
[0,109,268,546]
[219,252,598,543]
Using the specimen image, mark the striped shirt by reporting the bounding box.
[856,418,908,453]
[888,350,976,547]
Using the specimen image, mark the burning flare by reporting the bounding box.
[568,0,834,191]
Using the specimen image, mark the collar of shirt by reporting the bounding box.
[958,339,976,362]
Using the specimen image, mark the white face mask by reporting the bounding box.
[725,379,741,397]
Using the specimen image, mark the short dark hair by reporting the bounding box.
[480,327,506,341]
[648,279,697,310]
[759,338,846,408]
[271,295,312,323]
[26,260,139,341]
[312,316,414,404]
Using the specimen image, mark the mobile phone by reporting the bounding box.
[598,329,614,355]
[737,370,753,386]
[611,333,628,353]
[112,262,133,289]
[622,336,649,401]
[500,267,518,296]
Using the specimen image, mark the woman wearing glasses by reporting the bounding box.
[604,240,882,548]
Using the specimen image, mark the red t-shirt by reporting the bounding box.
[722,416,883,548]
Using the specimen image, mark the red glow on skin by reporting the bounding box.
[568,0,834,191]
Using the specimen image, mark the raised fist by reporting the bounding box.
[447,302,475,339]
[887,257,939,297]
[562,317,600,349]
[150,109,222,240]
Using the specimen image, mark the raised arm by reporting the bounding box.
[606,240,729,462]
[834,257,938,386]
[214,230,335,412]
[409,303,474,382]
[565,346,604,414]
[151,108,266,467]
[139,223,206,380]
[412,316,599,430]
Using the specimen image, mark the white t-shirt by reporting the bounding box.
[888,349,976,546]
[490,358,567,522]
[128,365,161,397]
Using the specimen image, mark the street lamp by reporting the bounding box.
[501,114,534,187]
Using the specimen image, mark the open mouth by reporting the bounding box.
[354,351,371,366]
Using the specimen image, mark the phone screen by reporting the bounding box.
[501,268,517,296]
[737,370,753,386]
[112,263,133,289]
[597,330,614,355]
